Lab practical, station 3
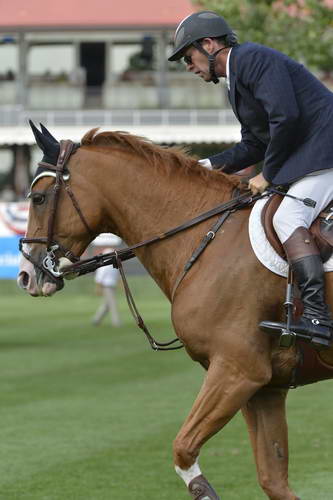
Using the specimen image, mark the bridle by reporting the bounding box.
[19,139,93,283]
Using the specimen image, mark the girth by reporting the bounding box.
[262,194,333,262]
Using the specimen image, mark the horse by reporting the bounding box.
[18,123,333,500]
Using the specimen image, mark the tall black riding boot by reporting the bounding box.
[260,227,333,349]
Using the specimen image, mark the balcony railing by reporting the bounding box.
[0,72,230,111]
[0,107,238,128]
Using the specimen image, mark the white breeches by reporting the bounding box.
[273,169,333,244]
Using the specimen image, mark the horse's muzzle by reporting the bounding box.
[17,255,64,297]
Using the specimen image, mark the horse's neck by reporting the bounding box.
[96,152,232,299]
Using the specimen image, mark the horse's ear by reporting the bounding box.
[29,120,59,164]
[29,120,56,153]
[40,123,58,144]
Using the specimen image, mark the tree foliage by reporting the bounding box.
[194,0,333,73]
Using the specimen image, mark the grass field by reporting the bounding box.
[0,274,332,499]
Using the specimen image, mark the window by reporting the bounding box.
[0,43,18,80]
[28,45,74,79]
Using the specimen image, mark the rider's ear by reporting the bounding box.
[201,38,214,51]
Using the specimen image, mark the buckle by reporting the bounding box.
[279,329,296,348]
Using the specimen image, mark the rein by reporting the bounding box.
[20,140,262,352]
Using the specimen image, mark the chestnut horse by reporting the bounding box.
[18,124,333,500]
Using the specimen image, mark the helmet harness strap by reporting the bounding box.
[193,41,228,84]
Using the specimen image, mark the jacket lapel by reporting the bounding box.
[228,47,240,121]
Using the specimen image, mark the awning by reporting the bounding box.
[0,125,241,146]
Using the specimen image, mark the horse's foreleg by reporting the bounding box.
[174,357,270,499]
[242,388,300,500]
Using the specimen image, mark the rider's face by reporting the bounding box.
[183,46,212,82]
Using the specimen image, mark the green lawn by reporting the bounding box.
[0,276,332,499]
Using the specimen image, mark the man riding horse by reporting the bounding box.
[168,10,333,349]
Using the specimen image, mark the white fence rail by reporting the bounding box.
[0,107,238,128]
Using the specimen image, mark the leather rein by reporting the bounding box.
[20,140,261,351]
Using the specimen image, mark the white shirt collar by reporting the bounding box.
[225,48,232,90]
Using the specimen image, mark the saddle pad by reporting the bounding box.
[248,197,333,277]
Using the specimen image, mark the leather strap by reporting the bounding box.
[115,254,183,351]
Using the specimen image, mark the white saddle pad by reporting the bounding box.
[248,197,333,277]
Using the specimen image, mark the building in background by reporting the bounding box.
[0,0,240,201]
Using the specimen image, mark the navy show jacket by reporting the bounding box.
[209,42,333,186]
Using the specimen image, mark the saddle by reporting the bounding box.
[262,194,333,262]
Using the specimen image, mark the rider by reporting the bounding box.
[168,10,333,349]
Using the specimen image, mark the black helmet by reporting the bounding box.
[168,11,233,62]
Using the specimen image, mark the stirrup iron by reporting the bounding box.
[279,267,296,348]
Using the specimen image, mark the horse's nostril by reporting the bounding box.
[17,271,30,289]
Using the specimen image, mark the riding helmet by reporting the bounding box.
[168,11,234,61]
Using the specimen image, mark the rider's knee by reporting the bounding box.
[272,210,294,243]
[272,210,285,236]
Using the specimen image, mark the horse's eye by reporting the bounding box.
[31,193,46,205]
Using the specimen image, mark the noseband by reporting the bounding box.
[19,140,93,282]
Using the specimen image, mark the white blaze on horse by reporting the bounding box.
[18,122,333,500]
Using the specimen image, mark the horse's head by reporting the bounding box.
[18,122,100,297]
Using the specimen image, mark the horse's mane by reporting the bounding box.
[81,128,240,188]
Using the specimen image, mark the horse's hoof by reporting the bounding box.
[188,474,220,499]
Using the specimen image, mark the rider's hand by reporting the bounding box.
[248,173,269,195]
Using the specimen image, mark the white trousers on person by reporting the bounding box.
[273,168,333,245]
[93,286,121,326]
